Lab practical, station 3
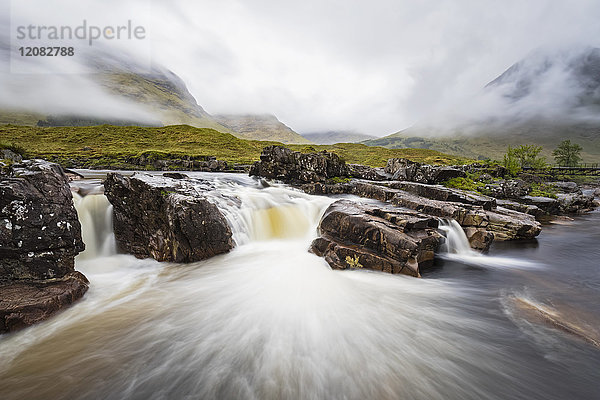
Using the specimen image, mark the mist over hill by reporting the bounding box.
[366,47,600,162]
[301,131,376,145]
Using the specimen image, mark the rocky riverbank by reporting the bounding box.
[250,146,597,275]
[0,159,88,333]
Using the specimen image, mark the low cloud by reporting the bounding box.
[1,0,600,135]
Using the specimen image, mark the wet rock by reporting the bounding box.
[519,196,560,215]
[384,158,466,184]
[249,146,348,184]
[104,173,234,262]
[0,159,87,333]
[0,271,88,333]
[310,200,442,277]
[386,181,496,210]
[301,180,540,246]
[485,207,541,241]
[0,160,85,281]
[557,193,596,214]
[496,199,544,220]
[347,164,389,181]
[549,181,580,194]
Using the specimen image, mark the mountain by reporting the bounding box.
[301,131,376,145]
[366,47,600,162]
[213,114,312,144]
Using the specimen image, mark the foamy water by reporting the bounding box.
[0,173,598,400]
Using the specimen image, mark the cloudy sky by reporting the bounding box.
[3,0,600,135]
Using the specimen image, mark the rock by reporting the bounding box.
[485,207,541,241]
[519,196,560,215]
[249,146,348,184]
[496,199,545,220]
[557,193,596,214]
[386,181,496,210]
[1,149,23,163]
[163,172,188,179]
[104,173,234,262]
[347,164,389,181]
[1,160,85,281]
[463,227,495,251]
[517,173,544,184]
[310,200,442,277]
[0,159,87,333]
[384,158,466,184]
[0,271,88,333]
[301,180,540,245]
[484,179,530,199]
[549,181,581,194]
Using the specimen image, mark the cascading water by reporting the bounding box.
[438,219,540,269]
[1,173,598,400]
[72,191,116,259]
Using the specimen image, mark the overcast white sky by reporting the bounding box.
[3,0,600,135]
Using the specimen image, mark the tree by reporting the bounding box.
[503,146,521,176]
[503,145,546,175]
[552,140,582,167]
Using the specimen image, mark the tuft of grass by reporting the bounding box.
[442,177,486,192]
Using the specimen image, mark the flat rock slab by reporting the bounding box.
[0,271,88,333]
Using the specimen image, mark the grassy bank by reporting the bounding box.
[0,124,470,168]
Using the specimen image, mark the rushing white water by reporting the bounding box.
[72,191,116,260]
[438,219,542,269]
[1,174,597,400]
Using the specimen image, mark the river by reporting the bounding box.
[0,172,598,400]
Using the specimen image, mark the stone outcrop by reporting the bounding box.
[0,160,87,333]
[0,271,88,333]
[249,145,348,184]
[557,193,596,214]
[347,164,389,181]
[1,160,85,281]
[104,173,234,262]
[384,158,466,184]
[310,200,443,277]
[302,180,540,249]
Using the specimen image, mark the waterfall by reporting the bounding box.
[204,180,334,245]
[438,219,480,256]
[72,191,117,260]
[438,219,540,269]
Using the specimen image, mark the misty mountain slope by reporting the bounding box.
[214,114,312,144]
[301,131,376,144]
[367,47,600,162]
[95,71,231,132]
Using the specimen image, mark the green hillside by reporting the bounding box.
[214,114,312,144]
[0,124,469,168]
[366,121,600,163]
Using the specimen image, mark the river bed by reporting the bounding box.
[0,172,598,400]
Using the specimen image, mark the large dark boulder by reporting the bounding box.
[0,160,87,333]
[0,271,88,333]
[104,173,234,262]
[310,200,442,277]
[0,160,85,281]
[249,146,349,184]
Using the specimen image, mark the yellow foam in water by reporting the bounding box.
[251,205,310,240]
